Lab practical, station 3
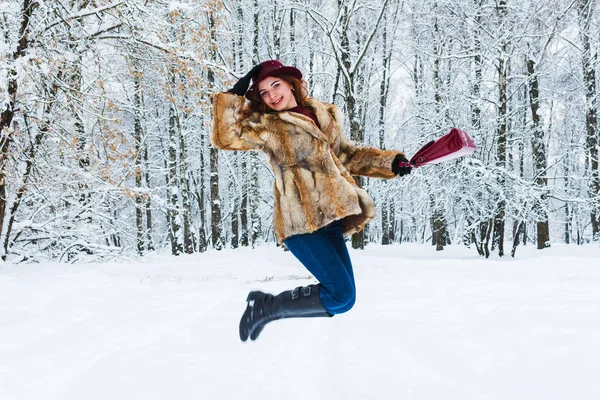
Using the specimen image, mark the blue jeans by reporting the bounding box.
[283,220,355,315]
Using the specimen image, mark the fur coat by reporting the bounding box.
[211,92,404,243]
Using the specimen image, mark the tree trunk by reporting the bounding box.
[144,145,155,252]
[167,70,182,256]
[210,147,223,250]
[346,85,365,249]
[249,2,261,247]
[272,3,282,59]
[579,0,599,240]
[390,200,397,243]
[230,157,239,249]
[338,1,365,249]
[511,221,525,257]
[381,195,390,245]
[178,116,194,254]
[208,10,223,250]
[471,0,483,134]
[240,154,249,246]
[231,9,244,249]
[173,67,194,254]
[431,209,446,251]
[483,218,493,258]
[250,154,261,247]
[494,0,508,257]
[290,8,296,64]
[431,7,447,251]
[134,72,145,255]
[564,153,571,244]
[517,84,527,248]
[527,58,550,249]
[0,0,33,257]
[469,1,485,257]
[379,8,391,245]
[308,27,315,96]
[194,112,207,252]
[253,0,259,64]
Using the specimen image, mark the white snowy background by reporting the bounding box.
[2,4,600,398]
[2,0,599,263]
[2,243,599,400]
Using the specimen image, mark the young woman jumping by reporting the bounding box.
[211,60,412,341]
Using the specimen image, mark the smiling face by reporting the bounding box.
[257,76,298,111]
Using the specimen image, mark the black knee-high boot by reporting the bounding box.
[239,284,332,342]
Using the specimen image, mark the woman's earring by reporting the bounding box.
[291,88,295,92]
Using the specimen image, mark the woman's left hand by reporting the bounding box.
[392,154,412,177]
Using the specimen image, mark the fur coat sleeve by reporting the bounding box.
[301,99,404,179]
[336,134,403,179]
[211,92,265,151]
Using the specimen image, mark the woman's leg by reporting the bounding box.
[239,222,355,342]
[323,221,356,314]
[284,224,355,314]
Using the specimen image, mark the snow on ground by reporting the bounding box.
[1,243,600,400]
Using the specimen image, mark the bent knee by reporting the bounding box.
[328,290,356,314]
[333,297,355,314]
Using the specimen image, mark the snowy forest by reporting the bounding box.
[0,0,598,263]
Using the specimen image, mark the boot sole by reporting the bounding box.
[239,291,263,342]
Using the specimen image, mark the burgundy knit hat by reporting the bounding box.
[246,60,302,99]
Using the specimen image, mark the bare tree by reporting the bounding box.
[208,6,224,250]
[578,0,599,239]
[307,0,389,249]
[493,0,508,257]
[0,0,34,258]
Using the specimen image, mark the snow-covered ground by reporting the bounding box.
[1,243,599,400]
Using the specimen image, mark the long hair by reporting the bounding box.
[242,75,310,119]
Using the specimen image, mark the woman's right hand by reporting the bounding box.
[228,64,262,96]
